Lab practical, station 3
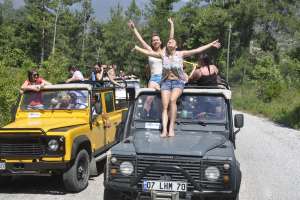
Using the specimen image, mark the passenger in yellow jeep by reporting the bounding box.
[66,65,84,83]
[21,69,51,92]
[51,91,72,109]
[50,91,88,110]
[20,69,51,109]
[103,64,124,87]
[90,63,104,81]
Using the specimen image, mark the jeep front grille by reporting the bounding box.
[137,155,201,191]
[200,160,230,190]
[0,136,45,158]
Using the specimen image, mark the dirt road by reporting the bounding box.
[1,111,300,200]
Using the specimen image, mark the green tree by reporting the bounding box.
[145,0,179,42]
[125,0,141,23]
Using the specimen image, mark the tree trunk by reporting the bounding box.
[40,0,45,64]
[52,1,61,55]
[81,10,87,63]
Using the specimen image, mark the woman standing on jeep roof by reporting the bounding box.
[128,18,174,90]
[133,38,221,137]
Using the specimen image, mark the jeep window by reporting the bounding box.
[20,90,89,110]
[104,91,115,113]
[92,93,102,116]
[134,94,227,124]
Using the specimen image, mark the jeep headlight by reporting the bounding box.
[205,166,220,181]
[48,139,59,151]
[120,161,134,176]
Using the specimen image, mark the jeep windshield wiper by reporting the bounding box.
[176,119,207,126]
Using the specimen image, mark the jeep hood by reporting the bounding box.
[3,118,87,133]
[133,131,226,157]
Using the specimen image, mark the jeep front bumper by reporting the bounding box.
[0,161,68,175]
[104,180,236,200]
[104,164,237,200]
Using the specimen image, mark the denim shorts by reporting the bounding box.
[149,74,162,84]
[161,79,185,91]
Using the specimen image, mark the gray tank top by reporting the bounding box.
[162,51,186,82]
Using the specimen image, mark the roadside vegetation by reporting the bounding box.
[0,0,299,128]
[233,85,300,129]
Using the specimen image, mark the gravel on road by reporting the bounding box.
[1,111,300,200]
[235,111,300,200]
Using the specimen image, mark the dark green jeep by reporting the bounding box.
[103,85,244,200]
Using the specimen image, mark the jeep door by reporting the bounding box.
[91,92,105,150]
[102,90,121,145]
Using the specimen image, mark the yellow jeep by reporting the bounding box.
[0,83,127,192]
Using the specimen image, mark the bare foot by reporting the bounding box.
[168,130,175,137]
[160,131,168,138]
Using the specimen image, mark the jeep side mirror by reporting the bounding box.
[234,114,244,129]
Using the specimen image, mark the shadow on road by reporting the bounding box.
[0,160,106,195]
[0,174,103,195]
[0,176,104,195]
[0,176,67,195]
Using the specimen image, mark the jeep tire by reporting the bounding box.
[63,149,90,192]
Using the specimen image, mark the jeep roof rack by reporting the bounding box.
[59,80,127,89]
[185,79,230,90]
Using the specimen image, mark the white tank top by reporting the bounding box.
[148,56,162,75]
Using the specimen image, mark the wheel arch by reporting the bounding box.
[71,135,92,161]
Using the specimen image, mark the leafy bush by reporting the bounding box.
[228,52,252,83]
[251,56,284,102]
[42,53,71,83]
[279,55,300,87]
[0,62,26,126]
[0,48,32,68]
[233,84,300,129]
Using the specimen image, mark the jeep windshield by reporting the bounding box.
[133,94,228,131]
[20,89,89,111]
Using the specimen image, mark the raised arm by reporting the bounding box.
[128,20,152,51]
[133,45,162,58]
[181,40,221,58]
[168,18,174,39]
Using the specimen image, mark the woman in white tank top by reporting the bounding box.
[128,18,174,90]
